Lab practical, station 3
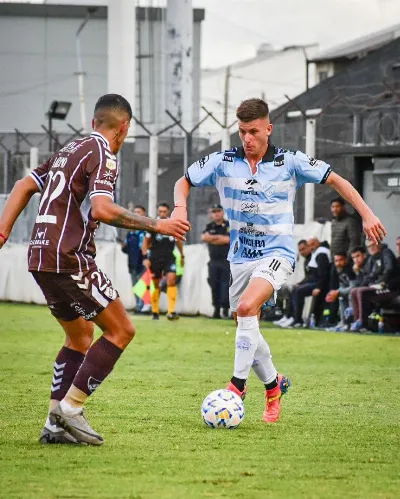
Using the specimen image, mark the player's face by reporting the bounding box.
[334,255,347,270]
[211,209,224,222]
[238,117,273,158]
[331,202,344,218]
[351,251,366,267]
[298,243,310,258]
[157,206,170,219]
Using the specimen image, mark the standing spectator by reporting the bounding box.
[121,205,147,313]
[325,253,356,330]
[142,202,184,321]
[330,198,362,257]
[350,241,399,331]
[202,204,230,319]
[280,238,330,328]
[274,240,312,326]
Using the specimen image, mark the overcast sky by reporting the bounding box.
[2,0,400,68]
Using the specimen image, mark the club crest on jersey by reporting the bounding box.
[106,159,116,170]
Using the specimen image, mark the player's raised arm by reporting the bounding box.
[325,172,386,244]
[0,175,41,249]
[91,196,190,241]
[172,176,191,220]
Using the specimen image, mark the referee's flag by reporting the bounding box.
[133,269,154,305]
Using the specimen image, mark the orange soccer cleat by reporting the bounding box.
[263,374,291,423]
[226,381,247,400]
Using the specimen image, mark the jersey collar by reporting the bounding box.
[91,131,111,150]
[235,144,275,163]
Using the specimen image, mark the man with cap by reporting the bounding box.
[202,204,231,319]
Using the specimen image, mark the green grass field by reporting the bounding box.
[0,303,399,499]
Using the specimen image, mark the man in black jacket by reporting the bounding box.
[350,241,400,331]
[330,197,362,257]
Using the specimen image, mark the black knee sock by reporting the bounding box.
[231,376,246,392]
[264,376,278,391]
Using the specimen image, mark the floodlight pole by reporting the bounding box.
[148,135,159,218]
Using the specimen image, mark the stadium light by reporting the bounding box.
[46,100,72,152]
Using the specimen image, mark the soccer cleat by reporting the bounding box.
[166,312,179,321]
[273,315,287,326]
[280,317,295,328]
[226,381,247,400]
[350,319,362,332]
[49,404,104,446]
[39,420,80,445]
[212,308,221,319]
[263,374,291,423]
[152,313,160,320]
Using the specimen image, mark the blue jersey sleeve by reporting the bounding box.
[292,150,332,187]
[185,152,221,187]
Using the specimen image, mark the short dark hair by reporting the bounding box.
[158,202,170,210]
[134,205,146,212]
[330,197,345,206]
[94,93,132,121]
[298,239,307,246]
[334,252,347,258]
[351,246,366,255]
[236,98,269,122]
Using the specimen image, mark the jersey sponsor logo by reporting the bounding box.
[308,157,323,168]
[106,159,116,170]
[239,225,266,237]
[35,214,57,224]
[30,227,50,246]
[195,155,209,169]
[222,154,234,162]
[94,179,114,187]
[103,171,114,180]
[240,247,263,258]
[239,236,265,248]
[236,338,252,351]
[274,154,284,167]
[240,200,259,218]
[245,179,258,186]
[59,141,83,155]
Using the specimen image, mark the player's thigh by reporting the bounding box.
[92,297,135,349]
[56,316,95,353]
[229,261,257,312]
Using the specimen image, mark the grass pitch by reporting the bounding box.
[0,303,399,499]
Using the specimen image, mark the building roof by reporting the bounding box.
[310,22,400,62]
[0,3,205,22]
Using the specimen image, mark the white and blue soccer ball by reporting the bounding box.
[201,389,245,429]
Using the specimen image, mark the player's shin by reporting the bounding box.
[167,285,177,314]
[231,316,260,391]
[252,333,278,388]
[60,336,123,414]
[151,288,160,314]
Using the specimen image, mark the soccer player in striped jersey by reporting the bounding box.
[0,94,189,445]
[173,98,385,423]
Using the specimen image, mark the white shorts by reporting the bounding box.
[229,257,294,312]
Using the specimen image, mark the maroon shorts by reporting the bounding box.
[31,267,119,321]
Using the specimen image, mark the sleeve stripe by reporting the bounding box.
[89,191,114,200]
[29,172,43,190]
[185,172,194,186]
[320,168,332,184]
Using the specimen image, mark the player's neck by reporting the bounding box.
[245,145,268,171]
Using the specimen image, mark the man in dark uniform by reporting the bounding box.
[202,204,230,319]
[142,202,184,321]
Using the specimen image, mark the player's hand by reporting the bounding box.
[312,288,321,297]
[143,258,151,269]
[362,213,386,244]
[180,255,185,267]
[156,218,190,241]
[326,290,339,302]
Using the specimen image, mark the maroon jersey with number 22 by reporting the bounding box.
[28,131,119,273]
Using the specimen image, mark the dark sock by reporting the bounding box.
[231,376,246,392]
[265,376,278,391]
[51,347,85,401]
[72,337,123,396]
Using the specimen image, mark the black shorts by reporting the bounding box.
[31,266,119,321]
[150,259,176,279]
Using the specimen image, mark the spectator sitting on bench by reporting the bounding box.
[350,241,400,332]
[325,252,356,331]
[280,238,331,328]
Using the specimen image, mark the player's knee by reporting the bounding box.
[237,299,256,317]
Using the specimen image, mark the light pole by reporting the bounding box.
[46,101,72,152]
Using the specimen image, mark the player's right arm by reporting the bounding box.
[141,233,151,269]
[172,153,221,221]
[0,175,43,249]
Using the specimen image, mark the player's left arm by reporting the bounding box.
[325,172,386,244]
[0,176,40,248]
[176,239,185,266]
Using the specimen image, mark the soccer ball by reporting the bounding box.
[201,389,245,429]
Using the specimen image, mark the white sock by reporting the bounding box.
[252,333,277,384]
[60,399,81,416]
[233,316,260,379]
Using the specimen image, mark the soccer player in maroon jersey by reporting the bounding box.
[0,94,190,445]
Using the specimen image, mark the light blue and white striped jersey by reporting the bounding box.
[185,145,331,266]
